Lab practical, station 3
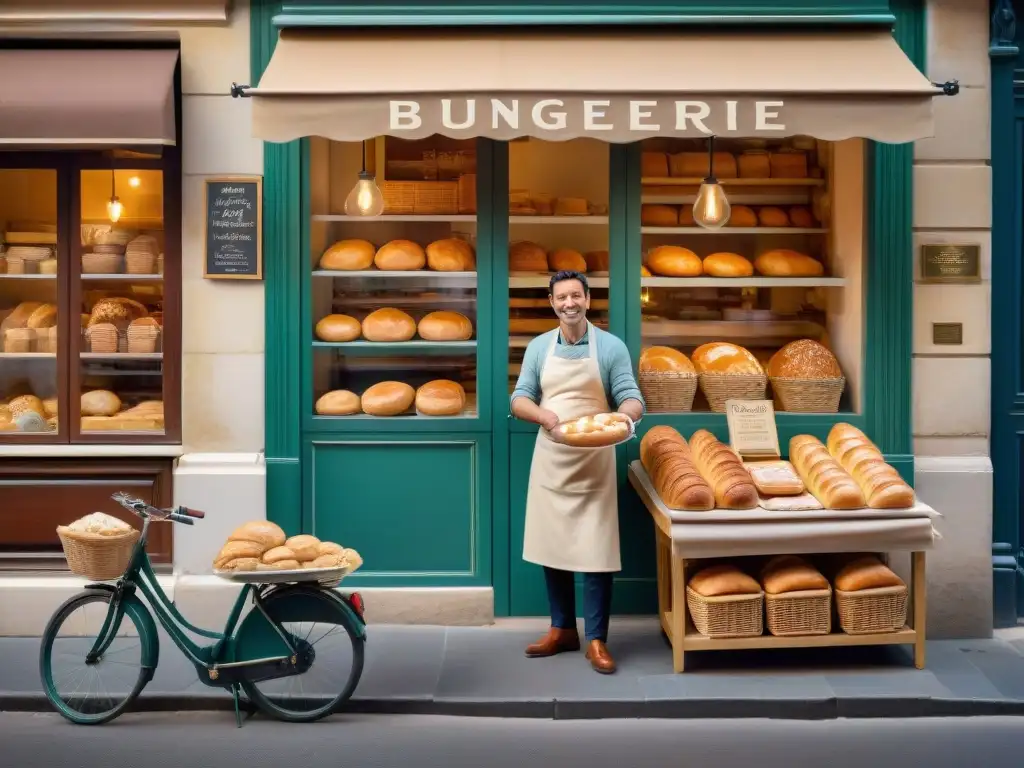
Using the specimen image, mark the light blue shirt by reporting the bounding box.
[510,325,646,416]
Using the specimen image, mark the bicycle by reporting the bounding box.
[38,492,367,728]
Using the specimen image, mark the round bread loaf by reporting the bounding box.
[426,238,475,271]
[315,313,361,342]
[81,389,121,417]
[214,541,264,569]
[258,559,301,571]
[41,398,58,418]
[547,248,587,272]
[362,308,416,342]
[726,205,758,228]
[584,250,609,272]
[640,204,678,227]
[88,298,146,329]
[7,394,44,417]
[361,381,415,416]
[319,239,375,270]
[692,342,764,375]
[788,206,816,228]
[227,520,286,551]
[285,534,320,562]
[767,339,842,379]
[509,241,548,272]
[646,245,702,277]
[754,249,824,277]
[702,252,753,277]
[315,390,361,415]
[374,239,426,271]
[639,346,695,374]
[416,379,466,416]
[262,545,298,564]
[757,206,790,227]
[417,311,473,341]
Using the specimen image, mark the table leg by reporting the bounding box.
[655,527,670,620]
[670,553,686,673]
[912,550,927,669]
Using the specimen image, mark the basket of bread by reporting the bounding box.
[760,555,832,637]
[213,521,363,587]
[691,342,767,413]
[637,346,698,412]
[767,339,846,413]
[548,411,635,449]
[57,512,141,581]
[685,563,765,639]
[832,554,908,634]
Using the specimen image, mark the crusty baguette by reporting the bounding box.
[640,425,687,473]
[825,423,915,509]
[788,434,866,509]
[688,429,759,509]
[648,439,715,511]
[834,555,905,591]
[689,563,762,597]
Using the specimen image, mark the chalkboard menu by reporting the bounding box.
[204,175,263,280]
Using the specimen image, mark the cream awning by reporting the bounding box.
[248,27,941,144]
[0,48,179,147]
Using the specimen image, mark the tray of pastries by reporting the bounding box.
[549,411,635,448]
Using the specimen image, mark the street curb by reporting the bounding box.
[5,692,1024,719]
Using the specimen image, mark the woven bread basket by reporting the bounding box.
[57,525,140,581]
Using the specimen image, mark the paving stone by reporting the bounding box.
[352,625,446,701]
[957,646,1024,700]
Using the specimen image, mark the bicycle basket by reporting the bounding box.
[57,525,140,581]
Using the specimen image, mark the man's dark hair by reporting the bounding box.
[549,270,589,296]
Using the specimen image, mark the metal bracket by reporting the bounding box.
[230,82,251,98]
[932,80,960,96]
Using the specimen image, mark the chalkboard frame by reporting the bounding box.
[203,174,263,280]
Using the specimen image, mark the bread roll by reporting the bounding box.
[552,412,631,448]
[647,435,715,511]
[768,339,842,379]
[319,239,375,271]
[548,248,587,272]
[834,555,905,591]
[639,424,687,473]
[702,252,753,277]
[315,314,361,342]
[259,559,300,571]
[81,389,121,417]
[8,394,45,417]
[678,205,695,227]
[688,564,761,597]
[826,423,915,509]
[509,241,548,272]
[228,520,287,550]
[584,250,609,272]
[789,206,816,228]
[754,249,824,277]
[220,557,261,571]
[737,151,770,178]
[646,245,702,277]
[726,205,758,228]
[315,390,361,416]
[318,541,345,557]
[362,308,416,342]
[417,311,473,341]
[361,381,415,416]
[641,151,669,177]
[760,555,829,594]
[688,429,759,509]
[426,238,475,271]
[640,204,678,227]
[262,545,298,564]
[374,239,426,271]
[788,434,866,509]
[214,540,264,569]
[770,151,808,178]
[311,553,347,568]
[285,534,321,562]
[639,346,695,374]
[691,342,763,375]
[416,379,466,416]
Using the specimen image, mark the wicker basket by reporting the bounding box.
[771,376,845,413]
[381,181,459,215]
[57,525,140,581]
[698,372,768,412]
[686,586,764,638]
[765,588,832,636]
[126,251,157,274]
[835,585,908,634]
[639,371,698,412]
[82,252,122,274]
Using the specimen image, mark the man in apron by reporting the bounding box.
[510,270,645,674]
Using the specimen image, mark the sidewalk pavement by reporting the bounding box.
[3,618,1024,720]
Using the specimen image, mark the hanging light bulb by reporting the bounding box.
[692,135,731,230]
[107,196,123,223]
[344,140,384,216]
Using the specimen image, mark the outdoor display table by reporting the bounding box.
[628,460,940,673]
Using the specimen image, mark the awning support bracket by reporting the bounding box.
[933,80,960,96]
[231,83,251,98]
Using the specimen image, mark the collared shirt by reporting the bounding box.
[510,325,646,415]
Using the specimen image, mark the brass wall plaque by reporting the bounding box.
[932,322,964,345]
[920,244,981,283]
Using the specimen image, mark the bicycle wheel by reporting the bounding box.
[39,590,152,725]
[236,586,365,723]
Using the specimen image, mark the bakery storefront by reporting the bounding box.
[241,2,952,623]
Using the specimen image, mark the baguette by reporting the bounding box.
[648,440,715,511]
[788,434,866,509]
[688,564,761,597]
[826,423,915,509]
[688,429,759,509]
[834,555,905,591]
[639,425,687,473]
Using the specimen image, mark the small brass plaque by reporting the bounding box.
[932,322,964,345]
[920,244,981,283]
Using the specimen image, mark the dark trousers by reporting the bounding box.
[543,566,613,643]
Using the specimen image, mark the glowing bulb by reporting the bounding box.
[692,181,731,230]
[107,196,123,223]
[344,172,384,216]
[128,176,141,188]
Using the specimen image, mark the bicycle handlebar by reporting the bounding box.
[177,506,206,519]
[109,492,204,525]
[168,512,195,526]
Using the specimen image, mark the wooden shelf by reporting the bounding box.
[80,353,163,361]
[642,276,844,288]
[0,274,56,280]
[81,274,163,281]
[0,352,55,359]
[509,215,609,225]
[312,214,476,223]
[642,177,825,187]
[641,227,828,235]
[312,340,476,355]
[510,273,609,289]
[312,269,477,287]
[315,393,479,420]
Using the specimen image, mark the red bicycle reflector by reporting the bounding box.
[347,592,365,617]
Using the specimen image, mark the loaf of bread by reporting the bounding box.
[788,434,866,509]
[81,389,121,417]
[757,206,790,227]
[640,204,678,227]
[548,248,587,272]
[417,311,473,341]
[7,394,45,418]
[0,301,43,331]
[688,429,759,509]
[691,342,764,375]
[639,424,688,473]
[767,339,843,379]
[647,435,715,511]
[789,206,816,228]
[315,314,361,342]
[678,205,695,226]
[584,250,609,272]
[360,381,415,417]
[88,298,147,330]
[214,520,288,568]
[834,555,905,591]
[416,379,466,416]
[641,151,669,177]
[670,151,738,179]
[319,239,375,270]
[551,412,631,448]
[826,423,915,509]
[770,151,808,178]
[26,303,57,329]
[737,151,770,179]
[315,390,361,416]
[760,555,829,594]
[754,249,824,277]
[426,238,475,271]
[509,241,549,272]
[726,205,758,228]
[362,308,417,342]
[703,252,753,277]
[646,245,702,277]
[638,346,695,374]
[374,239,426,271]
[688,564,761,597]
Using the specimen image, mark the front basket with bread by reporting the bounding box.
[686,564,764,638]
[57,512,141,581]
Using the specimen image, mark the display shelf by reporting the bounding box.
[667,614,917,651]
[80,353,163,361]
[509,216,609,225]
[0,352,56,359]
[642,194,810,206]
[0,274,56,280]
[510,274,609,289]
[81,274,163,282]
[641,276,845,288]
[313,340,476,355]
[312,270,477,287]
[642,177,826,187]
[639,318,825,342]
[641,227,828,235]
[312,214,477,223]
[315,392,479,420]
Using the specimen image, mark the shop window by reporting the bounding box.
[307,136,479,421]
[636,137,861,416]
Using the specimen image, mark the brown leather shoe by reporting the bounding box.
[525,627,580,657]
[585,640,616,674]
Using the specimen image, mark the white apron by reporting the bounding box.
[522,322,621,572]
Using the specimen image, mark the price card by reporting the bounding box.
[724,399,780,460]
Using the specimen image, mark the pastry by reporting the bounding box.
[26,303,58,329]
[7,394,45,417]
[415,379,466,416]
[318,541,345,557]
[65,511,133,536]
[361,308,416,342]
[760,555,829,594]
[638,346,695,374]
[220,557,261,571]
[417,311,473,341]
[826,423,915,509]
[374,239,426,271]
[702,252,753,277]
[361,381,415,416]
[788,434,866,509]
[426,238,475,271]
[688,429,759,509]
[646,245,702,277]
[691,342,763,375]
[688,564,761,597]
[214,540,265,569]
[258,559,300,571]
[315,314,361,342]
[834,555,905,591]
[262,545,298,564]
[754,249,824,277]
[640,204,678,227]
[768,339,842,379]
[744,460,804,496]
[315,390,361,416]
[319,239,375,271]
[552,412,631,448]
[509,241,548,272]
[548,248,587,272]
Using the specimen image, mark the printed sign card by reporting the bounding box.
[724,399,780,460]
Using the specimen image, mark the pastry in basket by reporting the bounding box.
[551,412,631,447]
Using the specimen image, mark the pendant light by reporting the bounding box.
[692,135,731,230]
[106,166,123,223]
[344,140,384,217]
